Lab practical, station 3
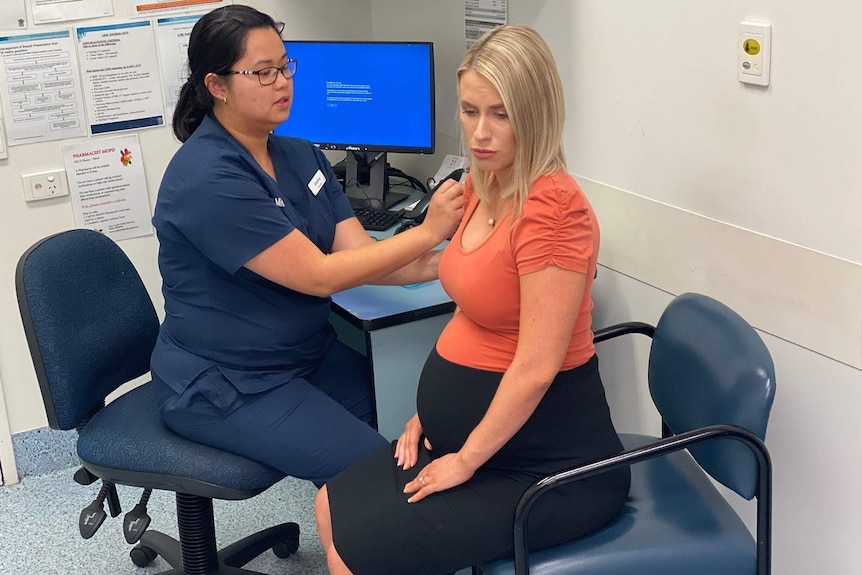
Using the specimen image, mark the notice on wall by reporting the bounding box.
[29,0,113,24]
[465,0,507,49]
[128,0,229,19]
[63,134,153,241]
[1,0,27,30]
[155,14,201,121]
[0,29,88,146]
[76,20,164,135]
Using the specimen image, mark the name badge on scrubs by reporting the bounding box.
[308,170,326,196]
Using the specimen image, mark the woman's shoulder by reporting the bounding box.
[525,171,587,213]
[530,171,580,195]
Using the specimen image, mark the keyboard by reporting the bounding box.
[353,206,401,231]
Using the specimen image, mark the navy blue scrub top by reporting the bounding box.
[151,114,355,395]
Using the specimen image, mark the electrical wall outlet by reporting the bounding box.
[23,170,70,202]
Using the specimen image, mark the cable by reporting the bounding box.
[385,166,428,194]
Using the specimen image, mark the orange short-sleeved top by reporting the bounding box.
[436,172,599,372]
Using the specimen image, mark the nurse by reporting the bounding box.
[150,4,463,484]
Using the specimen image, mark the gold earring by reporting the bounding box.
[222,96,227,104]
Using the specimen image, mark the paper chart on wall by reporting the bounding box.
[155,14,201,122]
[128,0,230,19]
[465,0,507,49]
[63,133,154,241]
[75,20,165,135]
[29,0,113,24]
[0,0,27,31]
[0,29,88,146]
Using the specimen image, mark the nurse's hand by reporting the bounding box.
[421,179,464,242]
[395,413,432,470]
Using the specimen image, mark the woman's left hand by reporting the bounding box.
[403,452,476,503]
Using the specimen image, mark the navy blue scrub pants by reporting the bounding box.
[154,340,390,485]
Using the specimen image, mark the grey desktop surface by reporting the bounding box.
[334,187,454,330]
[332,280,454,330]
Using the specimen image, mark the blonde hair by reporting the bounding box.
[458,24,567,214]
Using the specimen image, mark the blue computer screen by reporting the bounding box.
[274,40,434,153]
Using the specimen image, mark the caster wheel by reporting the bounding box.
[273,536,299,559]
[130,544,158,567]
[272,526,306,559]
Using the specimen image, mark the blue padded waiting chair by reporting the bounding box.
[479,292,776,575]
[16,229,299,575]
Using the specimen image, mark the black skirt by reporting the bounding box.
[327,349,630,575]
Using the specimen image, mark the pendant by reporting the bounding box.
[488,218,495,227]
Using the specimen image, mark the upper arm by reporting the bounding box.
[514,266,585,381]
[509,182,595,380]
[166,170,297,274]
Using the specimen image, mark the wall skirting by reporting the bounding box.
[10,427,78,480]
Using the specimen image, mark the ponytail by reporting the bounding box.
[172,77,212,143]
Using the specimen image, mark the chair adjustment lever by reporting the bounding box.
[123,489,152,544]
[73,467,99,486]
[79,481,120,539]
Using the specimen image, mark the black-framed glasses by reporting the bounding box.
[224,59,297,86]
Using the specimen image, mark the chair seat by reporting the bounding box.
[480,433,756,575]
[77,382,285,500]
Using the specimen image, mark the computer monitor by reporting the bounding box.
[274,40,435,208]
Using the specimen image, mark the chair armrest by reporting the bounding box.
[593,321,655,343]
[512,424,772,575]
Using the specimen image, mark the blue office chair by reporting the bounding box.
[479,292,776,575]
[16,229,300,574]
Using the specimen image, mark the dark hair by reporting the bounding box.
[173,4,282,142]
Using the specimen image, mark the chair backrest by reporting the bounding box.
[648,292,776,500]
[16,229,160,431]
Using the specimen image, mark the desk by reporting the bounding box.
[331,187,455,439]
[331,281,454,440]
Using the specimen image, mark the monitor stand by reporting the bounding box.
[344,151,408,209]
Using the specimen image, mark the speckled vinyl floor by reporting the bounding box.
[0,468,328,575]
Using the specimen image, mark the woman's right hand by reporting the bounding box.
[395,413,432,470]
[421,179,464,242]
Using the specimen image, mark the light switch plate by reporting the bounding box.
[739,21,772,86]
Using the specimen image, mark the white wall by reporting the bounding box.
[519,1,862,574]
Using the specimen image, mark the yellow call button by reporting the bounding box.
[743,38,761,56]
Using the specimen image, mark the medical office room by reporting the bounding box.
[0,0,860,574]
